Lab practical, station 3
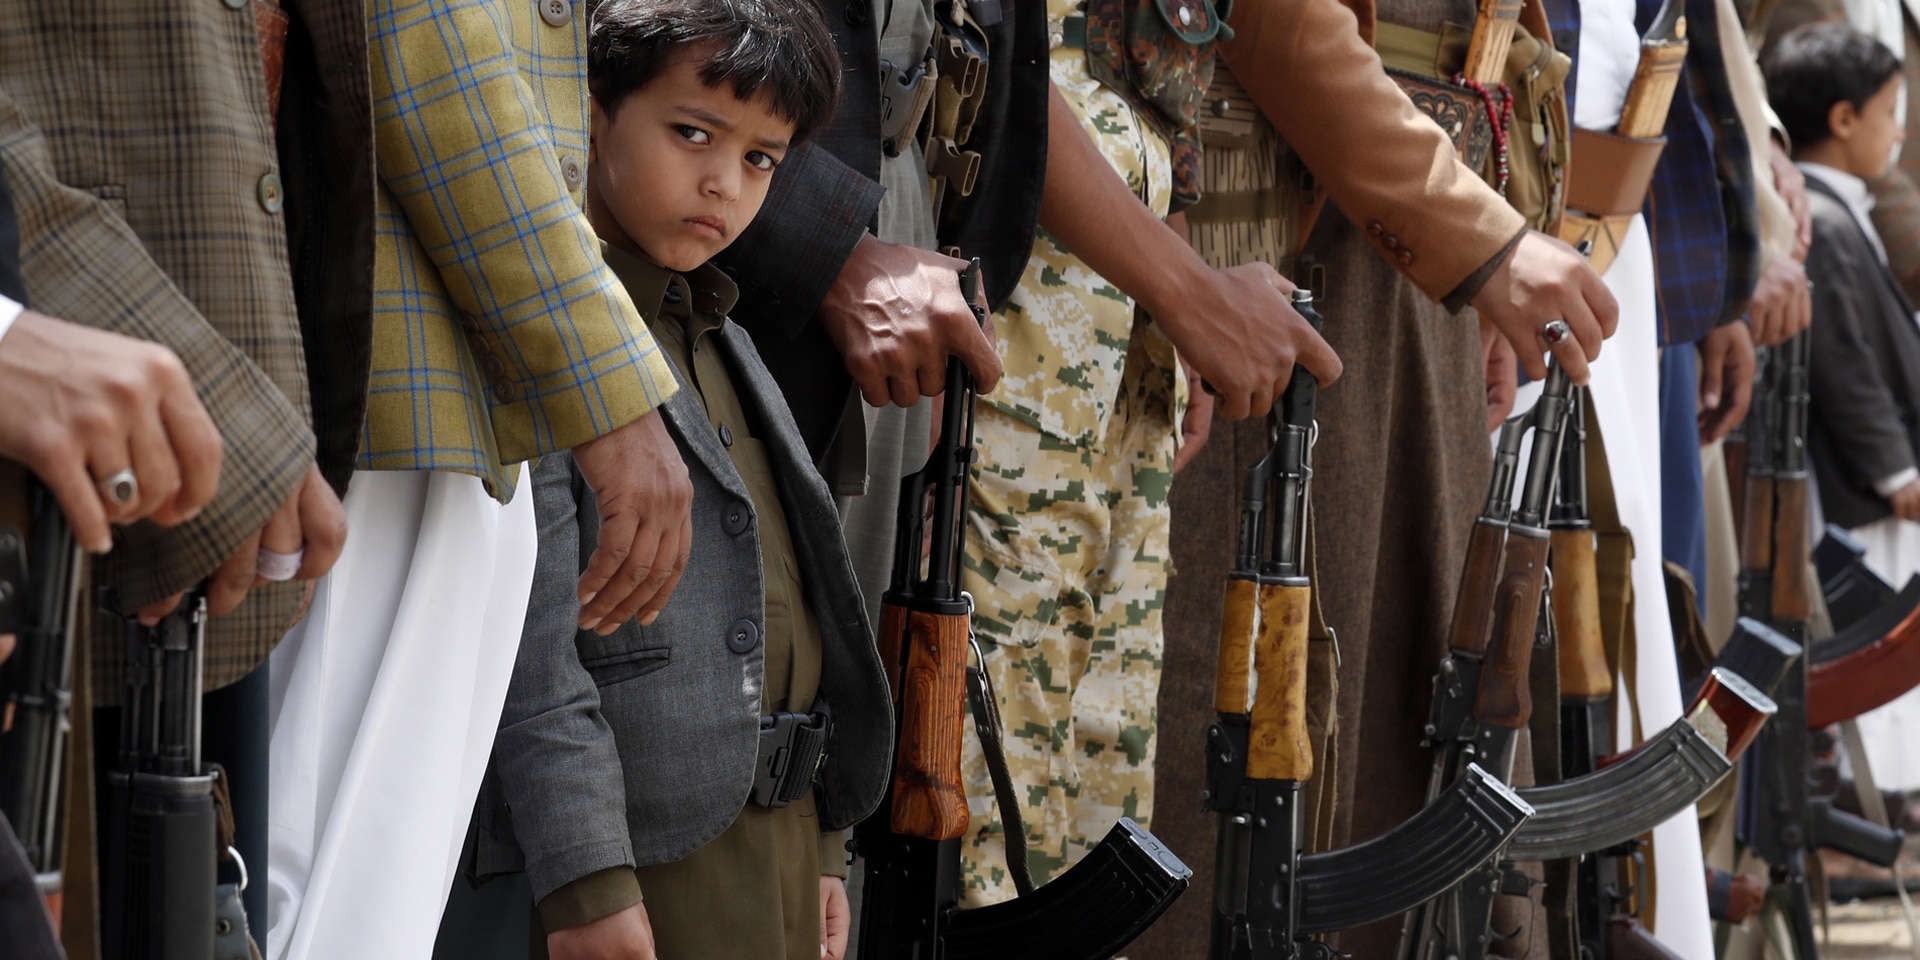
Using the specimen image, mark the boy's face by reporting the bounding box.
[589,47,795,271]
[1835,76,1906,180]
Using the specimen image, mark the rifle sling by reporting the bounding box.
[966,660,1035,896]
[1304,507,1341,853]
[1840,718,1920,956]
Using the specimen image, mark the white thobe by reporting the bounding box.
[266,466,537,960]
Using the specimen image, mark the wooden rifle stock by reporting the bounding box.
[888,604,973,839]
[1740,475,1776,581]
[1606,916,1686,960]
[1474,530,1550,728]
[1248,583,1313,781]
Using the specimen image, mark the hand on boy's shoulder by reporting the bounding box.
[819,234,1002,407]
[548,902,658,960]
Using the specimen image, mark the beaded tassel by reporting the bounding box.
[1455,75,1515,197]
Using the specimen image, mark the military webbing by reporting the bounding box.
[925,3,989,224]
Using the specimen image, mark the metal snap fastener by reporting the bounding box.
[257,173,284,214]
[1211,99,1232,117]
[540,0,571,27]
[727,618,761,654]
[559,154,585,190]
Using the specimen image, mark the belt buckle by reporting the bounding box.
[751,711,828,808]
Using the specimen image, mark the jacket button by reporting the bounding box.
[1366,220,1385,237]
[540,0,572,27]
[257,173,284,213]
[1382,234,1400,250]
[1397,250,1415,266]
[718,424,735,447]
[559,154,585,190]
[222,0,248,9]
[845,1,869,26]
[727,618,761,654]
[723,500,751,536]
[663,282,684,305]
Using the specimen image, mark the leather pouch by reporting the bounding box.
[1385,68,1495,174]
[1564,125,1667,217]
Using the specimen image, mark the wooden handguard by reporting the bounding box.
[1551,529,1611,700]
[889,607,972,840]
[1450,520,1507,658]
[1770,479,1812,623]
[1462,0,1525,84]
[878,601,910,695]
[1616,35,1689,140]
[1474,531,1551,728]
[1249,583,1313,781]
[1740,476,1776,575]
[1215,577,1258,715]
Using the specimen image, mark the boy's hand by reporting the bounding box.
[1770,140,1814,261]
[1892,478,1920,522]
[1697,322,1756,445]
[1469,231,1617,386]
[573,409,695,634]
[1171,360,1214,474]
[548,902,658,960]
[821,876,850,960]
[820,234,1002,406]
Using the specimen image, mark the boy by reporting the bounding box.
[1764,25,1920,575]
[458,2,893,958]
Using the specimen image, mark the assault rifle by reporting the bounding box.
[856,261,1190,960]
[1206,291,1534,960]
[0,462,83,925]
[100,590,218,960]
[1735,330,1903,960]
[1404,375,1783,960]
[1805,526,1920,730]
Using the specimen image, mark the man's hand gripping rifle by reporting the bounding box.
[1206,291,1534,960]
[856,261,1190,960]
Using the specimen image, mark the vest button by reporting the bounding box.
[727,618,761,654]
[559,153,585,191]
[723,500,751,536]
[540,0,572,28]
[257,173,284,214]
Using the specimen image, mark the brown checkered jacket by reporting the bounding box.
[0,0,374,694]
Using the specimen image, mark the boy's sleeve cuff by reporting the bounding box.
[538,866,643,933]
[0,294,22,345]
[1876,467,1919,498]
[820,828,851,879]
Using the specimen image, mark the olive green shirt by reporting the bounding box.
[537,246,847,942]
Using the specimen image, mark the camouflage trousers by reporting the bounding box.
[957,319,1184,905]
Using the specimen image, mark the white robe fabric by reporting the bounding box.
[265,466,536,960]
[1842,518,1920,789]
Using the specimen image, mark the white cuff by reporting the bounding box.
[0,294,21,346]
[1876,467,1918,498]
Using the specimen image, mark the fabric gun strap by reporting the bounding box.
[1305,506,1341,852]
[967,657,1035,896]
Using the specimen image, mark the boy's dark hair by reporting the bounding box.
[589,0,841,144]
[1763,22,1903,150]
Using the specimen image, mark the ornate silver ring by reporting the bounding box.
[1542,319,1572,346]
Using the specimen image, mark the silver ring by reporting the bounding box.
[256,548,304,582]
[1542,319,1572,346]
[98,468,138,507]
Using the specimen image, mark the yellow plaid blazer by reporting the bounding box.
[366,0,677,499]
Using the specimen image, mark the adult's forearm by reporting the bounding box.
[712,141,884,341]
[1036,84,1214,324]
[1222,0,1525,299]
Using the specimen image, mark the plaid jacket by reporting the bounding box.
[364,0,677,499]
[0,0,375,692]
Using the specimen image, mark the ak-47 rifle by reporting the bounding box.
[856,261,1190,960]
[0,462,83,926]
[1206,292,1535,960]
[1405,374,1784,960]
[1735,330,1903,960]
[1540,395,1790,960]
[1803,526,1920,730]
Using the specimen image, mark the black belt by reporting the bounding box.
[750,710,830,808]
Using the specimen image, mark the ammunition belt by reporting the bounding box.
[750,710,830,808]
